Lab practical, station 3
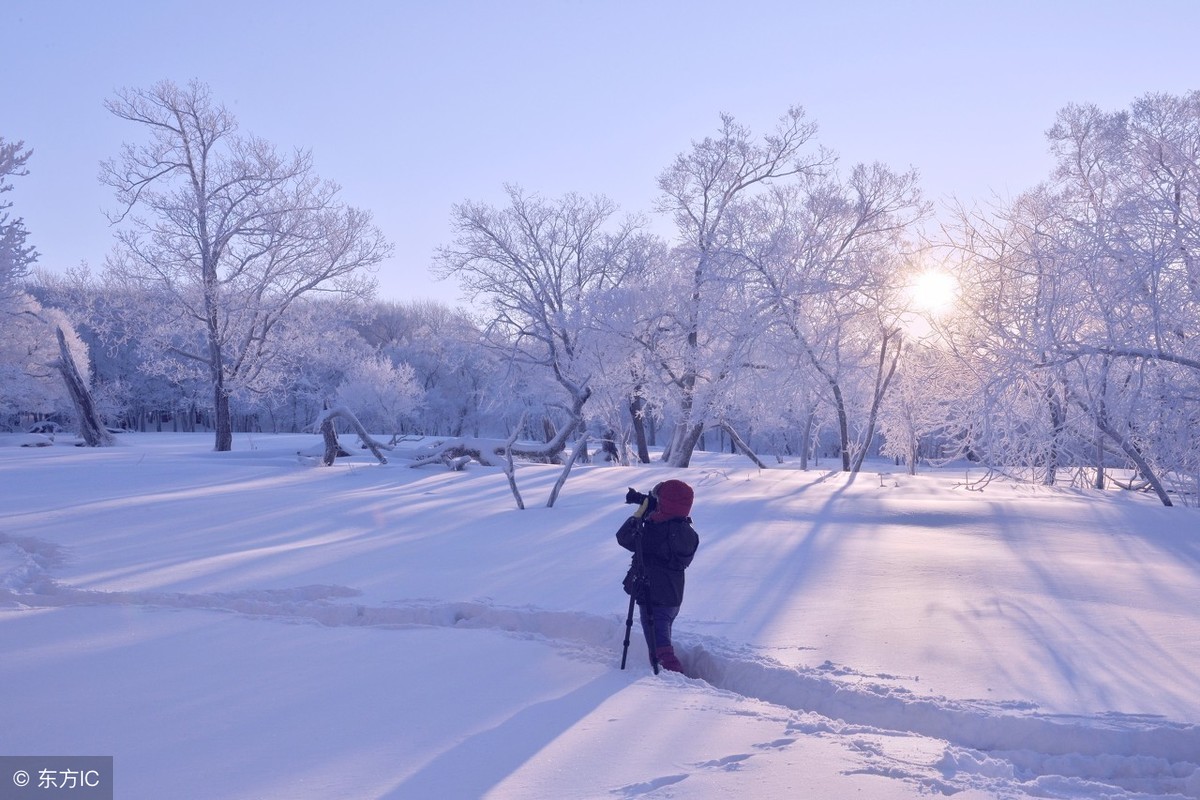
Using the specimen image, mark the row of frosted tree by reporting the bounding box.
[3,81,1198,505]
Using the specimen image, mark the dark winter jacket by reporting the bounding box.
[617,514,699,607]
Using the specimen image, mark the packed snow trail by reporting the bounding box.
[3,533,1197,799]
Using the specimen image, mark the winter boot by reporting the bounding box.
[656,646,684,673]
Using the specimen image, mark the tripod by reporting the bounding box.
[620,520,660,675]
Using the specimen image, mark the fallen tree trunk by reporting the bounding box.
[720,422,768,470]
[315,406,390,466]
[410,417,579,469]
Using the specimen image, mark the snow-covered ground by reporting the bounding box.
[1,432,1197,799]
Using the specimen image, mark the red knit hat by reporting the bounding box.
[651,479,694,520]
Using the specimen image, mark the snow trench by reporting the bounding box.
[3,534,1197,799]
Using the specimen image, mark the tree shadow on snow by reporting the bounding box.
[381,672,623,798]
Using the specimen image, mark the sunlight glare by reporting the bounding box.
[909,269,958,316]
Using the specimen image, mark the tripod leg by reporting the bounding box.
[620,592,636,670]
[641,603,660,675]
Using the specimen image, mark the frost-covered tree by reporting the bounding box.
[737,162,927,472]
[334,352,422,436]
[34,269,212,433]
[247,297,371,433]
[566,234,669,463]
[0,142,74,432]
[652,106,826,466]
[0,138,37,296]
[435,185,644,459]
[355,299,496,437]
[0,291,98,434]
[1040,94,1200,504]
[939,92,1200,505]
[878,336,975,474]
[940,186,1102,487]
[100,80,391,452]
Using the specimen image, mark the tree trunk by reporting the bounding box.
[1044,385,1067,486]
[1096,420,1172,507]
[1093,435,1106,490]
[667,422,705,468]
[55,326,114,447]
[1081,400,1173,507]
[320,415,346,466]
[850,332,901,475]
[1091,358,1111,491]
[721,423,769,469]
[547,434,589,508]
[799,407,815,470]
[214,382,233,452]
[628,394,651,464]
[317,406,389,466]
[831,382,852,472]
[503,413,526,510]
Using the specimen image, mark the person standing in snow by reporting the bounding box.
[616,479,699,673]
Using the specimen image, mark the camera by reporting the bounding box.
[624,486,658,514]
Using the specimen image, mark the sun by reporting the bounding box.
[908,269,958,316]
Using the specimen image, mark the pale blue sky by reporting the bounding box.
[5,0,1198,304]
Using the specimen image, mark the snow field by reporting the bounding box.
[1,432,1198,798]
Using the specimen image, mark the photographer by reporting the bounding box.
[616,480,700,673]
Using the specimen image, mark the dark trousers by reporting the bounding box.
[638,603,679,657]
